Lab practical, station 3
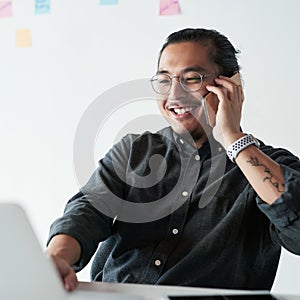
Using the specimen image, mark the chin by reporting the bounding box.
[172,124,201,141]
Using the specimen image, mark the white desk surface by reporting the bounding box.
[74,281,300,300]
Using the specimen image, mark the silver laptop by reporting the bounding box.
[0,202,142,300]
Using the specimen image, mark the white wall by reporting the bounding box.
[1,0,300,294]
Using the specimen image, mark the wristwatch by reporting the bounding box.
[226,134,260,163]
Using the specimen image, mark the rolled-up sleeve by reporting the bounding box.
[47,193,113,272]
[257,164,300,255]
[47,135,133,271]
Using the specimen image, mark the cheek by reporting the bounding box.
[156,99,167,113]
[155,92,167,102]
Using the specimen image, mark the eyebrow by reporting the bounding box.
[157,65,207,75]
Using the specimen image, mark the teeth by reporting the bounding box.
[173,106,194,115]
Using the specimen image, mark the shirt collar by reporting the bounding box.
[170,127,225,159]
[156,126,225,159]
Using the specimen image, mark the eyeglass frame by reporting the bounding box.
[150,71,219,95]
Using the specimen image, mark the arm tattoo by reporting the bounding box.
[246,156,285,193]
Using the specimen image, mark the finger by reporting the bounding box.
[49,255,78,291]
[215,77,239,95]
[206,84,228,104]
[65,273,78,291]
[215,77,243,103]
[61,265,78,291]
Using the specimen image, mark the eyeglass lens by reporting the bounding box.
[151,71,203,94]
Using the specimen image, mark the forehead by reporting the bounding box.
[159,41,217,73]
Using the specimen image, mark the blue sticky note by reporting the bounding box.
[100,0,118,5]
[35,0,50,14]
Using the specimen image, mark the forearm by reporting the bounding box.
[209,75,286,204]
[46,234,81,266]
[235,144,285,204]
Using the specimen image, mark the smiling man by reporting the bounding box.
[47,28,300,292]
[154,41,219,147]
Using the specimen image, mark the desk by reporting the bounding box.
[73,281,300,300]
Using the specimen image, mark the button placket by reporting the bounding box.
[195,154,200,161]
[172,228,179,235]
[154,259,161,266]
[182,191,188,197]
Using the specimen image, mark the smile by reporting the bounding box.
[167,105,198,117]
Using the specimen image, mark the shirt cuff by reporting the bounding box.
[256,164,300,228]
[47,227,89,272]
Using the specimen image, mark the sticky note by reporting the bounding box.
[0,0,12,18]
[100,0,118,5]
[15,29,32,48]
[159,0,180,16]
[35,0,50,15]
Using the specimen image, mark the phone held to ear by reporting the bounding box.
[202,73,243,128]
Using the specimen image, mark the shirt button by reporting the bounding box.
[172,228,179,235]
[179,139,184,144]
[195,154,200,161]
[182,191,188,197]
[218,147,223,152]
[154,259,161,266]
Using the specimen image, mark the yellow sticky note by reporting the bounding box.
[15,29,32,48]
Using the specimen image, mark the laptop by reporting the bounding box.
[0,202,143,300]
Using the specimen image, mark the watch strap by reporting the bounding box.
[226,134,260,163]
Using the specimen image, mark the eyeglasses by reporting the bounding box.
[150,71,219,95]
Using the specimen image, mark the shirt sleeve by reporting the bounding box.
[47,193,113,272]
[47,134,132,272]
[256,163,300,255]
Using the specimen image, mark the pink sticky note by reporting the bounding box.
[0,0,12,18]
[159,0,180,16]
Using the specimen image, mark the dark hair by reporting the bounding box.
[158,28,240,77]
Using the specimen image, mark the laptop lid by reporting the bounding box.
[0,202,68,300]
[0,202,143,300]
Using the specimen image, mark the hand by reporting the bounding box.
[206,75,244,148]
[49,254,78,292]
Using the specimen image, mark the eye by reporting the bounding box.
[185,77,201,83]
[182,72,202,84]
[157,75,171,85]
[159,79,171,84]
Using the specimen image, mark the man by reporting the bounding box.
[47,28,300,292]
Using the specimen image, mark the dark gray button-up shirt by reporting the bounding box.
[48,126,300,290]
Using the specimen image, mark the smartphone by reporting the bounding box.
[202,73,243,128]
[166,294,278,300]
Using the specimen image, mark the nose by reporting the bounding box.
[168,77,186,100]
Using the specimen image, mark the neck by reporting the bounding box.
[193,134,210,149]
[177,131,210,149]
